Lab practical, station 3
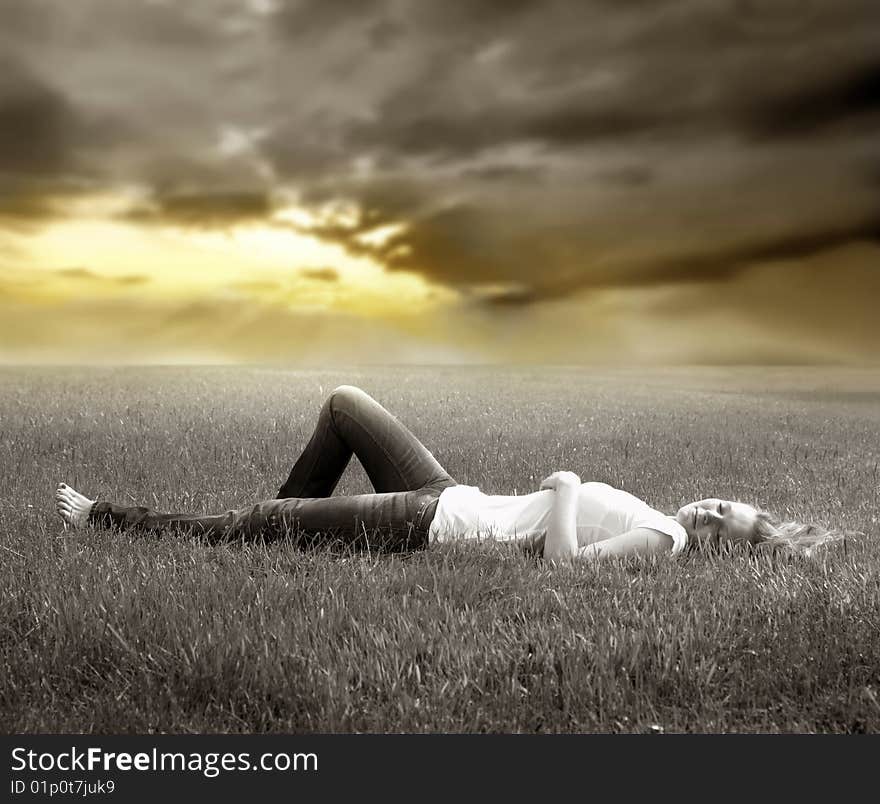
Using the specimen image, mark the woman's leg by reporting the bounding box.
[83,487,442,551]
[55,385,455,552]
[277,385,455,498]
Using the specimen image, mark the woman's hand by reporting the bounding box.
[542,472,580,563]
[540,471,581,491]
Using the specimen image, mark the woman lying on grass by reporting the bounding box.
[55,385,834,561]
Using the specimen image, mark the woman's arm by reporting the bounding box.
[576,528,674,562]
[540,471,581,563]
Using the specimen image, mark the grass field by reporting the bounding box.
[1,365,879,733]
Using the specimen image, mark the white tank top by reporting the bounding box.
[428,481,688,554]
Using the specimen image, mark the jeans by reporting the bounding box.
[89,385,458,551]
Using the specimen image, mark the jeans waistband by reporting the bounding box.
[414,488,446,534]
[415,496,440,534]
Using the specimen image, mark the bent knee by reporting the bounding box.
[328,384,366,409]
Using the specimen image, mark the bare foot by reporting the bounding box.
[55,483,95,529]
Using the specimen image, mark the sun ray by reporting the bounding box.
[13,193,457,318]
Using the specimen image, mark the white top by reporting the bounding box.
[428,482,688,554]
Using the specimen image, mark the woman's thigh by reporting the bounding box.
[257,487,446,550]
[278,385,455,499]
[327,385,454,492]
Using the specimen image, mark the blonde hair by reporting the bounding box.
[751,509,849,557]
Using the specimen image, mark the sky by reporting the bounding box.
[0,0,878,364]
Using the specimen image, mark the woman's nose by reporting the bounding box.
[700,509,719,526]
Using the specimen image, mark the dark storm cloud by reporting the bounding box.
[459,160,542,178]
[293,164,880,308]
[0,178,63,223]
[653,216,880,280]
[345,98,669,160]
[275,0,388,40]
[0,49,134,222]
[0,0,218,45]
[274,0,540,44]
[0,0,61,44]
[324,1,879,165]
[0,1,272,223]
[1,0,878,363]
[298,199,516,284]
[594,164,654,187]
[0,57,78,177]
[258,136,347,183]
[747,60,880,139]
[253,0,878,329]
[123,191,275,227]
[863,159,880,187]
[414,0,541,29]
[6,1,875,209]
[482,216,880,307]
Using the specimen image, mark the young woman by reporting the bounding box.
[55,385,829,561]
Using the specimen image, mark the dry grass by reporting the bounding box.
[1,365,878,732]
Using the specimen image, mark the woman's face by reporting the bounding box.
[675,498,759,546]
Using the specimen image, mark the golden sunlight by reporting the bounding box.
[15,194,456,317]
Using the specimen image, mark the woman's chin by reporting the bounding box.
[674,508,693,536]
